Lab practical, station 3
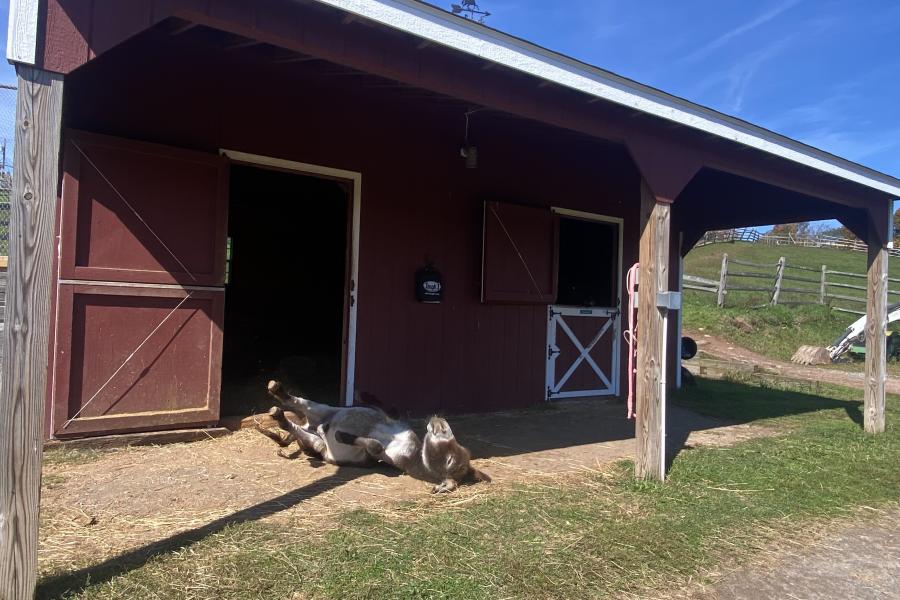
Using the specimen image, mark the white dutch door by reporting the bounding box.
[546,210,622,400]
[546,306,620,399]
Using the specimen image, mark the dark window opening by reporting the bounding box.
[556,217,618,307]
[221,165,349,415]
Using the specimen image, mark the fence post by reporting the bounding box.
[717,253,728,308]
[771,256,786,305]
[820,264,827,305]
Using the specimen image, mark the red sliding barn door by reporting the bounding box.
[51,131,227,438]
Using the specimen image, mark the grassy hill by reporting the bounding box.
[685,241,900,280]
[682,242,900,366]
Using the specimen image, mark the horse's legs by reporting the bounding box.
[267,380,340,428]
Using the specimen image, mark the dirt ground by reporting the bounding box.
[682,508,900,600]
[39,400,767,576]
[684,329,900,394]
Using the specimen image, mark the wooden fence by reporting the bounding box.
[696,227,900,258]
[685,253,900,315]
[695,228,761,246]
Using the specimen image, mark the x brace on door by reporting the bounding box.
[546,306,620,399]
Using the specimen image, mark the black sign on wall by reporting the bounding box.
[416,264,443,303]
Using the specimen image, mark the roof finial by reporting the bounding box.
[450,0,491,23]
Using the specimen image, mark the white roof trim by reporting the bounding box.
[6,0,39,65]
[311,0,900,198]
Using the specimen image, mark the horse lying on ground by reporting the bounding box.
[260,380,490,493]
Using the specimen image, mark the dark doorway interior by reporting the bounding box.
[222,165,350,415]
[556,217,618,307]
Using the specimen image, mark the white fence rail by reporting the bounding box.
[696,228,900,257]
[685,253,899,315]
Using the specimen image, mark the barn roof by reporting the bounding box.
[6,0,898,198]
[306,0,900,198]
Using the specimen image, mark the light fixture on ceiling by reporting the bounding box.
[460,109,483,169]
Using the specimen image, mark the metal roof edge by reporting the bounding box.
[309,0,900,198]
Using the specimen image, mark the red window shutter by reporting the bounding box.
[482,201,558,304]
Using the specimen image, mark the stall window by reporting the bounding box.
[556,217,618,308]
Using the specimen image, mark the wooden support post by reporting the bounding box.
[864,243,887,434]
[635,180,670,481]
[771,257,785,305]
[820,264,827,305]
[716,253,728,307]
[675,233,684,390]
[0,66,64,599]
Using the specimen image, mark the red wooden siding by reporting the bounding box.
[34,0,892,432]
[482,201,558,304]
[61,28,641,417]
[52,284,223,437]
[60,131,228,286]
[52,131,228,436]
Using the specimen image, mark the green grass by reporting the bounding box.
[683,242,900,368]
[685,241,900,283]
[42,447,111,468]
[685,241,900,310]
[683,294,847,362]
[38,376,900,600]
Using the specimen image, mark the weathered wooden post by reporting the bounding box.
[865,240,888,434]
[771,257,786,305]
[716,253,728,308]
[820,264,827,305]
[0,65,64,600]
[635,180,670,480]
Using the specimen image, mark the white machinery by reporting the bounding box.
[792,301,900,364]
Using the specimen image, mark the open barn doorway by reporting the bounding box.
[221,159,355,415]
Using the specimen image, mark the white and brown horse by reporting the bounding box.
[261,381,490,493]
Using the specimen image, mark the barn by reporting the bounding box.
[2,1,899,593]
[3,0,899,481]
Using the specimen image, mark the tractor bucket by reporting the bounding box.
[791,345,832,365]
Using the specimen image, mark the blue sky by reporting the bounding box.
[0,3,11,86]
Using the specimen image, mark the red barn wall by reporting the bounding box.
[62,32,642,416]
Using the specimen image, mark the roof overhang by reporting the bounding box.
[7,0,899,197]
[308,0,900,198]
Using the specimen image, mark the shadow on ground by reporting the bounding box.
[37,467,394,599]
[37,375,863,598]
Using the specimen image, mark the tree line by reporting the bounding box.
[767,208,900,243]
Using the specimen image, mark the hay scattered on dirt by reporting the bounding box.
[39,402,771,577]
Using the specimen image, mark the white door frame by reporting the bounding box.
[546,306,620,399]
[551,208,624,308]
[547,207,624,400]
[220,149,362,407]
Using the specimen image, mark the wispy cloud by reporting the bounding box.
[681,0,803,62]
[759,93,856,134]
[801,126,900,165]
[688,38,792,113]
[725,41,790,112]
[592,21,627,40]
[759,93,900,174]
